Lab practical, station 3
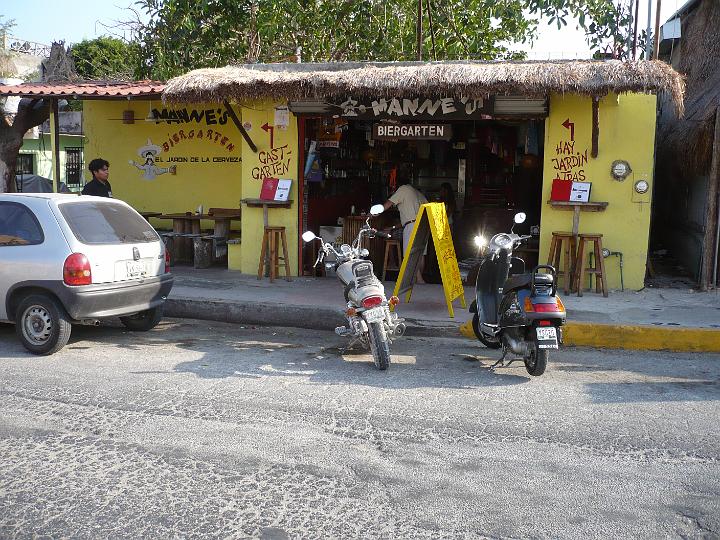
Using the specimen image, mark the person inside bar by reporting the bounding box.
[383,176,427,284]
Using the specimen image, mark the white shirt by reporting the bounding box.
[389,184,427,225]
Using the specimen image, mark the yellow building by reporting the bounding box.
[0,62,684,292]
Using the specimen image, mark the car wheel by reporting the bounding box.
[15,294,72,355]
[120,306,163,331]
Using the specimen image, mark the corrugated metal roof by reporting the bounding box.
[0,81,165,99]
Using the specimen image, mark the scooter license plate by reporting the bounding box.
[363,307,386,323]
[536,327,559,349]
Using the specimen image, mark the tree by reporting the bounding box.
[0,99,50,193]
[71,36,141,80]
[133,0,640,80]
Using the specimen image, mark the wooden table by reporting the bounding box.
[139,211,163,221]
[156,212,242,262]
[547,201,609,238]
[240,198,293,227]
[241,199,293,277]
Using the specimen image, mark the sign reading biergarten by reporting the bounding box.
[373,123,452,141]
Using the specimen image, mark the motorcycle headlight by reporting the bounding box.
[474,235,487,248]
[493,234,512,248]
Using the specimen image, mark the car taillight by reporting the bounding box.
[362,295,383,308]
[64,253,92,286]
[164,248,171,273]
[538,320,553,326]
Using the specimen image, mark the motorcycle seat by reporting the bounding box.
[503,272,554,293]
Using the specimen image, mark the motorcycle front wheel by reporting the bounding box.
[524,341,549,376]
[368,321,390,370]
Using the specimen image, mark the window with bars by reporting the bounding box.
[65,147,83,186]
[16,154,34,176]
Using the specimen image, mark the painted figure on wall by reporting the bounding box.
[129,139,176,180]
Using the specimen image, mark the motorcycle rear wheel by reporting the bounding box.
[472,313,501,349]
[368,321,390,370]
[524,342,548,376]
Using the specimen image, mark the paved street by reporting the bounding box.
[0,318,719,539]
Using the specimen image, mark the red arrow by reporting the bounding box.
[562,118,575,141]
[261,122,274,148]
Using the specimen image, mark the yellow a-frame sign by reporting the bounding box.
[392,202,466,317]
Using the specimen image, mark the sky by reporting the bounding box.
[2,0,685,60]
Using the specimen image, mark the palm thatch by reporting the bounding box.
[657,0,720,174]
[163,59,684,115]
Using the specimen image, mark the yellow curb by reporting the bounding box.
[458,320,720,353]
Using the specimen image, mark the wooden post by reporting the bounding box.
[591,98,600,159]
[223,100,257,153]
[653,0,662,60]
[416,0,423,61]
[49,98,61,193]
[701,108,720,290]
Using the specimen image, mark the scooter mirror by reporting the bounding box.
[369,204,385,216]
[301,231,317,242]
[514,212,527,224]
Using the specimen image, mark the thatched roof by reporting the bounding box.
[163,59,685,115]
[657,0,719,174]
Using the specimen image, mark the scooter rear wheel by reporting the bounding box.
[524,342,548,376]
[472,314,501,349]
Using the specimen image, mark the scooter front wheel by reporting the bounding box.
[368,322,391,370]
[472,313,501,349]
[524,342,548,376]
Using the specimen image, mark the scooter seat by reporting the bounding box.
[503,272,554,293]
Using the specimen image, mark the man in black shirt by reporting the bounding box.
[81,158,112,197]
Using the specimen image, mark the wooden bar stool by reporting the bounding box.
[573,233,608,297]
[382,238,403,281]
[257,226,292,282]
[547,231,577,295]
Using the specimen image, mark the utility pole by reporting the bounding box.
[645,0,652,59]
[653,0,662,59]
[632,0,640,59]
[416,0,423,61]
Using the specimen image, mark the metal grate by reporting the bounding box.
[65,147,83,186]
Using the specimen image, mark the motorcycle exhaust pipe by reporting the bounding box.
[502,332,530,356]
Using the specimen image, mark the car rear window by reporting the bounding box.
[0,201,44,246]
[59,201,160,244]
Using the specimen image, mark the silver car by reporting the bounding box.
[0,193,173,355]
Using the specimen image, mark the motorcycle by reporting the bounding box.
[469,212,566,376]
[301,204,406,370]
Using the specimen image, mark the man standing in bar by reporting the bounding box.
[383,177,427,284]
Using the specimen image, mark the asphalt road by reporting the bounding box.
[0,318,719,539]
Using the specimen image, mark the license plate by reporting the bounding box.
[126,260,147,277]
[363,306,386,323]
[536,327,558,349]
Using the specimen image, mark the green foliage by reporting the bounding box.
[71,36,141,80]
[133,0,640,81]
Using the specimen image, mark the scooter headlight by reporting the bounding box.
[474,235,487,248]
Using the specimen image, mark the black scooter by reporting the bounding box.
[469,212,566,376]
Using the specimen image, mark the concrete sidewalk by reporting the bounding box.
[164,266,720,352]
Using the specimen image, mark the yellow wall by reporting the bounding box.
[238,102,299,275]
[83,99,300,275]
[84,99,244,230]
[540,93,656,291]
